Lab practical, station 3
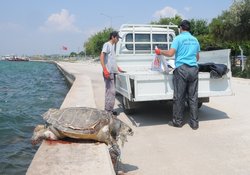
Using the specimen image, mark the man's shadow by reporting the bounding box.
[115,97,229,127]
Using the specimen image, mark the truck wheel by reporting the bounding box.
[122,96,135,114]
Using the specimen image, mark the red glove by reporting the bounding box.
[155,47,161,55]
[103,67,110,79]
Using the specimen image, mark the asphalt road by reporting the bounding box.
[80,61,250,175]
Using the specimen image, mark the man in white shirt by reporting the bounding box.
[100,31,123,115]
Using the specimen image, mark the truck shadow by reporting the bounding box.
[116,102,229,127]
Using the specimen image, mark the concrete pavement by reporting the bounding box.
[28,60,250,175]
[118,78,250,175]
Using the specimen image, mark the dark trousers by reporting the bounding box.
[172,64,199,126]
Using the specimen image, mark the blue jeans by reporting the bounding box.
[172,64,199,126]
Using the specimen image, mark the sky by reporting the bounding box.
[0,0,234,56]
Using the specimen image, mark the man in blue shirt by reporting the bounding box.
[155,20,200,130]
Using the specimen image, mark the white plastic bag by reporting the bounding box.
[151,54,170,73]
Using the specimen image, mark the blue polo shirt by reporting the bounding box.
[171,31,200,68]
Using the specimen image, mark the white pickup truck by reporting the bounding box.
[115,24,233,113]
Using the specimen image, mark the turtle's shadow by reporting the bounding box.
[63,138,97,143]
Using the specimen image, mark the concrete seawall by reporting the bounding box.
[56,62,96,108]
[27,62,115,175]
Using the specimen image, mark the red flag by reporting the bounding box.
[62,46,68,51]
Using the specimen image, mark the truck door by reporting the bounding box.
[115,73,132,101]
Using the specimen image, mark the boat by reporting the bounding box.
[1,55,29,61]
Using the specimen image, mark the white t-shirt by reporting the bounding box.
[101,41,118,73]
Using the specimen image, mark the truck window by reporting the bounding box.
[125,34,150,51]
[125,33,173,52]
[153,34,173,50]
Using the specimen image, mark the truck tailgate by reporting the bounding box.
[116,70,233,102]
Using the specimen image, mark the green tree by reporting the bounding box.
[151,15,182,26]
[69,52,77,57]
[78,51,85,57]
[210,0,250,41]
[207,0,250,78]
[188,19,211,50]
[150,15,182,34]
[189,19,209,36]
[84,28,113,57]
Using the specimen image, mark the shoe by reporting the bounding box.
[168,121,183,128]
[112,111,118,116]
[189,123,199,130]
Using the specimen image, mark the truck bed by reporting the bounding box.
[116,69,232,102]
[116,49,233,102]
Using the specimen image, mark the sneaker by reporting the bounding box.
[189,122,199,130]
[112,111,118,116]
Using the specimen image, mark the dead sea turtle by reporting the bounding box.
[31,107,133,146]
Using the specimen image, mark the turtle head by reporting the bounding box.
[109,118,134,147]
[31,124,47,145]
[31,125,59,145]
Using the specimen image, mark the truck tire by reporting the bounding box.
[122,96,135,114]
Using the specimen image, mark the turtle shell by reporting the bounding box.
[42,107,112,139]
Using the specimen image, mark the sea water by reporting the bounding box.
[0,61,70,175]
